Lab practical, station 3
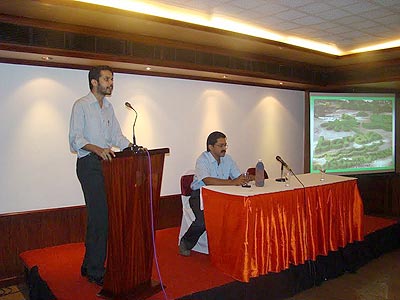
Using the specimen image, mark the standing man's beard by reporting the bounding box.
[100,85,113,96]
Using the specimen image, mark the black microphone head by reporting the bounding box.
[276,155,288,167]
[125,102,133,109]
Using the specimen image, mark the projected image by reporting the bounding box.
[310,94,395,174]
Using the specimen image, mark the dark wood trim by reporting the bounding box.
[1,14,400,90]
[0,13,331,67]
[304,91,310,173]
[0,15,330,87]
[396,93,400,174]
[0,194,182,287]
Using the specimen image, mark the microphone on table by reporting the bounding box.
[276,155,293,173]
[124,101,143,153]
[275,155,304,188]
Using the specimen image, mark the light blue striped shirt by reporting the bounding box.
[69,92,130,158]
[190,151,241,191]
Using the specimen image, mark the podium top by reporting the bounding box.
[114,147,169,158]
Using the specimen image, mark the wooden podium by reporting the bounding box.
[98,148,169,299]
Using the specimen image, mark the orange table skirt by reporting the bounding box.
[202,179,364,282]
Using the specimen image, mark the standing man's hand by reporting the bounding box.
[96,147,115,161]
[84,144,116,161]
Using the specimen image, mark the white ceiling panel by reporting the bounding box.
[146,0,400,52]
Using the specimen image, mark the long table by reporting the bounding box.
[201,173,364,282]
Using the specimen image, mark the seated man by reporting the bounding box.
[179,131,250,256]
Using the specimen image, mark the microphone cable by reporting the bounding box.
[282,160,317,287]
[290,169,317,288]
[145,149,169,300]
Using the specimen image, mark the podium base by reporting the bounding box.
[275,178,286,182]
[97,280,163,300]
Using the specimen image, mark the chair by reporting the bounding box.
[247,167,269,179]
[178,173,209,254]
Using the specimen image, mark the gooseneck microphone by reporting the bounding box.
[125,101,142,153]
[125,102,137,146]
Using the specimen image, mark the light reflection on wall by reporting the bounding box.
[11,78,68,156]
[2,75,81,212]
[198,89,231,142]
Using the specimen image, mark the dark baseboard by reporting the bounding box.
[0,275,25,288]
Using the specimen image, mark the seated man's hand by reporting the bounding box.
[233,174,248,186]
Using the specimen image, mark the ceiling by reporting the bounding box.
[0,0,400,90]
[130,0,400,54]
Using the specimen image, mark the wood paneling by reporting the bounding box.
[0,194,181,287]
[0,17,330,88]
[0,206,86,286]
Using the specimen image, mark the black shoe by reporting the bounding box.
[81,266,87,277]
[179,240,190,257]
[88,276,104,286]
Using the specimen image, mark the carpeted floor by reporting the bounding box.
[7,242,400,300]
[16,215,399,300]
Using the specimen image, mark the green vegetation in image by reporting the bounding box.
[313,147,391,170]
[314,131,390,170]
[314,131,383,154]
[315,132,383,154]
[339,100,392,114]
[314,99,392,117]
[356,111,369,117]
[320,114,359,132]
[362,114,392,131]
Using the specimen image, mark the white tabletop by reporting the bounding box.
[202,173,357,197]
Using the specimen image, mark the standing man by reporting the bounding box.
[179,131,249,256]
[69,65,132,285]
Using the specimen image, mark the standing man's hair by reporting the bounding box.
[88,65,113,90]
[206,131,226,151]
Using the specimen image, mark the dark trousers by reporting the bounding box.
[76,154,108,278]
[181,189,205,250]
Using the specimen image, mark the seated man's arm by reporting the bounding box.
[195,153,248,187]
[203,176,246,186]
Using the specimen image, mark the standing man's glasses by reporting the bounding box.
[214,143,228,148]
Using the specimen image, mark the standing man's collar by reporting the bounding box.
[87,92,110,108]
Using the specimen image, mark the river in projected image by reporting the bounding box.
[311,98,394,173]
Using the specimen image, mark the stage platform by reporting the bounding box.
[20,215,400,300]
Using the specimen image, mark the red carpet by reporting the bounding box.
[20,216,398,300]
[20,227,233,300]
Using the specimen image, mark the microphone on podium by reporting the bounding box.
[125,101,142,153]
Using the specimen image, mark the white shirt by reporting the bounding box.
[191,151,241,191]
[69,92,130,158]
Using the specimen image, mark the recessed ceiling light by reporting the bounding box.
[145,67,151,71]
[279,82,283,85]
[223,75,228,79]
[41,56,53,61]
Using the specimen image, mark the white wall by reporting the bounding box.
[0,63,305,214]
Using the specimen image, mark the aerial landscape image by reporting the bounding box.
[311,96,394,174]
